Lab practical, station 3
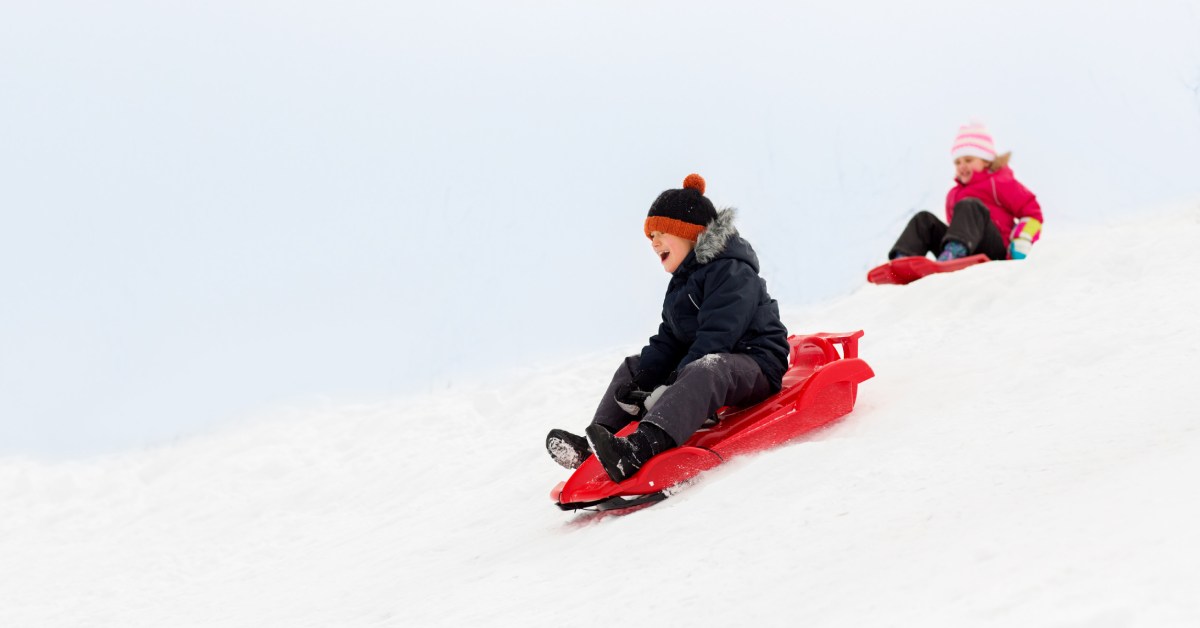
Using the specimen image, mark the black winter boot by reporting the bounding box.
[546,429,592,469]
[585,422,676,483]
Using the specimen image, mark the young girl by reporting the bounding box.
[545,174,790,483]
[889,122,1043,262]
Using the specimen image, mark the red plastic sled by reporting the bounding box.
[552,331,875,512]
[866,254,989,285]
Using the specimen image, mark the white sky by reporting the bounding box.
[2,0,1199,457]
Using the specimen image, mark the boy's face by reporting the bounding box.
[649,231,696,273]
[954,155,989,183]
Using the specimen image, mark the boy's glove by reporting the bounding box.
[614,382,647,416]
[1008,218,1042,260]
[615,369,676,415]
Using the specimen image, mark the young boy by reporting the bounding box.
[546,174,790,483]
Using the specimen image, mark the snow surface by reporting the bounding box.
[3,201,1199,627]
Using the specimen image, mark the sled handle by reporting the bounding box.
[791,336,839,366]
[803,331,864,360]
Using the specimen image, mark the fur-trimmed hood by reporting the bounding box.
[689,207,759,270]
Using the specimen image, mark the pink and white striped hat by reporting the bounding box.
[951,122,997,161]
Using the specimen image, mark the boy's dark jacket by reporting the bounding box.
[637,208,790,392]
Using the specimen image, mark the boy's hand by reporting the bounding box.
[615,369,671,415]
[614,382,649,416]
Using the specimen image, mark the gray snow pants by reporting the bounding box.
[591,353,773,447]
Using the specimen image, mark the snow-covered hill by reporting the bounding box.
[3,201,1199,627]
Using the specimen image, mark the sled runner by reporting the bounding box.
[866,254,989,285]
[551,331,874,512]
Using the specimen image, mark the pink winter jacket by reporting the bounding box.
[945,165,1042,248]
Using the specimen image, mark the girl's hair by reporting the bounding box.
[988,152,1012,172]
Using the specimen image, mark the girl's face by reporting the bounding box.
[649,231,696,273]
[954,155,990,183]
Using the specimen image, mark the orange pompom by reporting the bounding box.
[682,173,705,195]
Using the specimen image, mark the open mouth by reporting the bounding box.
[659,251,670,262]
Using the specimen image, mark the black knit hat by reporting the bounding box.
[644,174,717,241]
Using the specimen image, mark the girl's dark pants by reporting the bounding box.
[591,353,772,447]
[889,198,1008,261]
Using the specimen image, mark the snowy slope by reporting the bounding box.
[3,201,1200,627]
